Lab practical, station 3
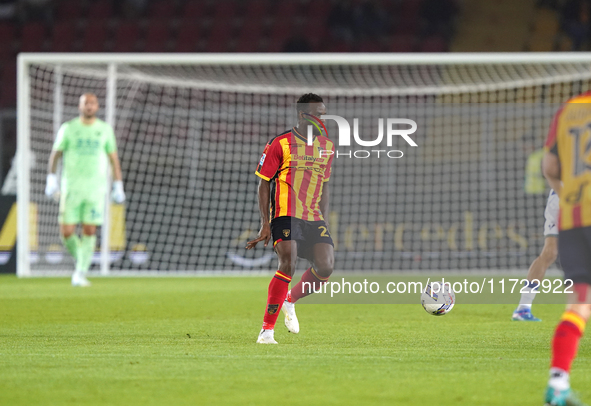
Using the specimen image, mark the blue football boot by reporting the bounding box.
[544,386,588,406]
[512,308,541,321]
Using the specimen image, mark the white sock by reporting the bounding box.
[517,281,539,310]
[548,368,570,391]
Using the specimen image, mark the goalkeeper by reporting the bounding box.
[45,93,125,286]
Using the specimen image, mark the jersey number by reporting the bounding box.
[566,124,591,204]
[568,123,591,176]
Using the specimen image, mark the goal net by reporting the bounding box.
[17,53,591,276]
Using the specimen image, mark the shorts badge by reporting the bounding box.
[282,229,290,238]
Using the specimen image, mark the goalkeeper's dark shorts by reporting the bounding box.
[558,226,591,285]
[270,216,334,261]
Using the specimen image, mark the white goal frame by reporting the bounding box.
[16,52,591,277]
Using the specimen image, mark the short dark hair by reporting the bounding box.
[296,93,324,114]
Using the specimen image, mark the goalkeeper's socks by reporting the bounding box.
[77,234,97,272]
[290,267,329,303]
[517,280,539,311]
[261,270,291,330]
[551,310,586,374]
[61,234,80,260]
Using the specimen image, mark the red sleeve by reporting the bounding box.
[323,143,335,182]
[544,106,564,154]
[255,138,283,181]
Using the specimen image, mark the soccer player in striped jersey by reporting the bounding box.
[542,93,591,406]
[246,93,335,344]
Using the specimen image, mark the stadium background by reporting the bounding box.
[2,0,590,273]
[4,4,591,406]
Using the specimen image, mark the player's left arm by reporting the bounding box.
[319,182,330,226]
[108,152,126,203]
[543,107,562,196]
[106,126,125,203]
[320,146,334,226]
[108,152,123,181]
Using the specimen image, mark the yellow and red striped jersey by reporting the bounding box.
[255,128,334,221]
[545,91,591,230]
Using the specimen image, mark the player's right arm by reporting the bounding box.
[246,179,272,250]
[45,123,68,198]
[47,150,63,174]
[246,138,283,250]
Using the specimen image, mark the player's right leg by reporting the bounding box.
[513,236,558,321]
[544,227,591,406]
[60,223,79,259]
[58,192,89,286]
[257,219,298,344]
[514,190,559,321]
[58,191,80,261]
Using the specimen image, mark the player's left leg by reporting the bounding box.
[282,219,335,334]
[289,243,334,303]
[288,220,334,305]
[282,243,334,334]
[70,223,96,287]
[72,200,102,286]
[513,236,558,321]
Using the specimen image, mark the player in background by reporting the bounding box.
[246,93,335,344]
[542,94,591,406]
[45,93,125,287]
[512,189,558,321]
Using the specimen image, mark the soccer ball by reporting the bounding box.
[421,281,455,316]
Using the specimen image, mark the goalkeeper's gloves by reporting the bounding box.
[45,174,59,198]
[112,180,126,204]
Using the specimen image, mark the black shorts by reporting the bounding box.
[271,216,334,261]
[558,226,591,285]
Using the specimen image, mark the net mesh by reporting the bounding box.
[24,58,591,274]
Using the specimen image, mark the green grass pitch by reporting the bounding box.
[0,275,589,406]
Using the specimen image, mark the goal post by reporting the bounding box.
[17,53,30,277]
[16,52,591,277]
